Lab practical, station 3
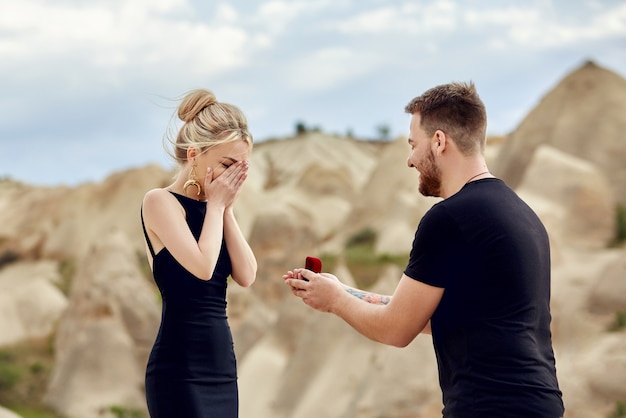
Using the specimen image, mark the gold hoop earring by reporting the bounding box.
[183,162,202,196]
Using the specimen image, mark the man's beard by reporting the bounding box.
[417,149,442,197]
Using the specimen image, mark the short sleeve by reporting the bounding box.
[403,204,462,289]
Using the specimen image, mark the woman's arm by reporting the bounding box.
[142,188,225,281]
[142,162,247,281]
[223,207,257,287]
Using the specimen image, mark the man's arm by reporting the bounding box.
[288,272,443,347]
[343,286,391,305]
[342,285,433,334]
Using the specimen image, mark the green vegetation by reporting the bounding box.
[318,253,338,273]
[611,204,626,247]
[109,405,148,418]
[375,123,391,141]
[136,250,161,303]
[262,154,281,190]
[295,121,307,136]
[0,351,21,391]
[293,120,322,136]
[0,249,19,269]
[346,228,377,247]
[11,407,61,418]
[56,257,76,296]
[609,401,626,418]
[0,236,20,269]
[333,228,409,289]
[136,250,152,281]
[608,311,626,332]
[0,337,60,417]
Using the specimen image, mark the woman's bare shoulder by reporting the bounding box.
[142,188,179,213]
[143,188,171,202]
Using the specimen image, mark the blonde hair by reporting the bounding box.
[165,89,253,164]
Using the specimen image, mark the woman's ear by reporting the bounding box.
[186,146,198,161]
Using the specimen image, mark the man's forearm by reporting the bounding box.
[330,289,398,345]
[342,283,431,335]
[344,286,391,305]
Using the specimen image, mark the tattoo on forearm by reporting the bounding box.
[346,288,390,305]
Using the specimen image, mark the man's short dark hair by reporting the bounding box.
[405,82,487,155]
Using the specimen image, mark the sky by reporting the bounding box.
[1,0,625,186]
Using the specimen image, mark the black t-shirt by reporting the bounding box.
[404,178,564,418]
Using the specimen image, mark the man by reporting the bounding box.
[284,82,564,417]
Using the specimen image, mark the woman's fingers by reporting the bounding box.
[203,167,214,192]
[219,162,248,192]
[205,161,248,202]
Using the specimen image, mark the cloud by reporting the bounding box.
[0,0,251,87]
[1,0,625,186]
[332,1,457,34]
[284,47,385,91]
[0,0,258,140]
[330,1,626,53]
[465,2,626,49]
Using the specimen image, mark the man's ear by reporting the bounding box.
[432,130,446,154]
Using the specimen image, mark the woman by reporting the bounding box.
[140,89,257,417]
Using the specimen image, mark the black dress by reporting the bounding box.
[142,191,237,418]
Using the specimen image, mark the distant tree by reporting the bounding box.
[295,121,307,136]
[294,121,325,136]
[375,123,391,141]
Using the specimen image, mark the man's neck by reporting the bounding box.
[440,159,491,199]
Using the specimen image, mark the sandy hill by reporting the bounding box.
[0,60,625,418]
[494,60,626,206]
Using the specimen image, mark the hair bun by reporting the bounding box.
[178,89,218,123]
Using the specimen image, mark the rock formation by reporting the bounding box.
[44,231,160,418]
[0,261,67,347]
[493,60,626,206]
[516,145,616,250]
